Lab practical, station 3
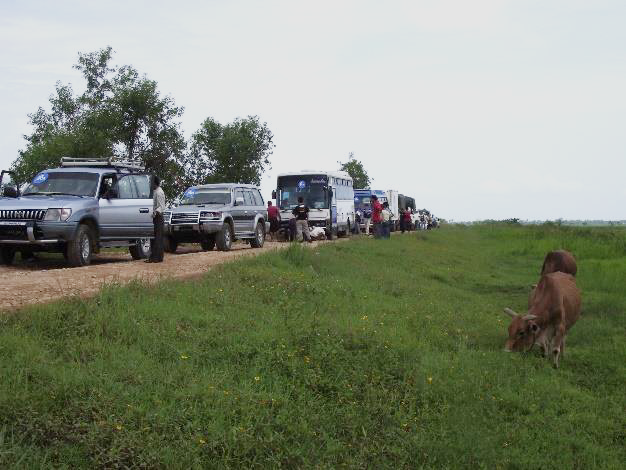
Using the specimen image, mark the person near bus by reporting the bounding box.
[267,201,280,241]
[371,194,383,238]
[381,202,393,239]
[292,196,312,243]
[362,202,372,235]
[402,208,412,233]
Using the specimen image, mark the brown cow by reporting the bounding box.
[505,271,581,368]
[541,250,577,277]
[529,250,577,307]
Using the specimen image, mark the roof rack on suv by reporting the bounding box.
[60,157,145,171]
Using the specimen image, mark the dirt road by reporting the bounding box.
[0,241,310,311]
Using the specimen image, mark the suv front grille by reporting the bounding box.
[0,209,46,221]
[171,212,199,224]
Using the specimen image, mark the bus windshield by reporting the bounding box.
[277,175,329,210]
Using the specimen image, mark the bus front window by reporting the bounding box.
[277,175,329,210]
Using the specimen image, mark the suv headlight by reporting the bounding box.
[200,211,221,220]
[44,208,72,221]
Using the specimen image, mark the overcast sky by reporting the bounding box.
[1,0,624,221]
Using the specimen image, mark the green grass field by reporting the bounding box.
[0,224,624,468]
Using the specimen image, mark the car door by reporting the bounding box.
[130,174,154,237]
[232,188,247,234]
[243,190,257,232]
[98,174,142,239]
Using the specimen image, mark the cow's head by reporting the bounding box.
[503,308,540,352]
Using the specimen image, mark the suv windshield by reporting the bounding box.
[22,172,99,197]
[277,175,329,210]
[179,188,231,205]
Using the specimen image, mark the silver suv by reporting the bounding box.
[0,158,154,267]
[164,183,267,252]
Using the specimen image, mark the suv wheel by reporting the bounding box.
[250,222,265,248]
[216,223,232,251]
[129,238,151,260]
[200,236,216,251]
[66,224,93,267]
[164,236,178,253]
[0,247,15,265]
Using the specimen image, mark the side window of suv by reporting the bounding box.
[235,189,244,205]
[243,190,254,206]
[99,174,116,198]
[117,175,137,199]
[252,189,264,206]
[132,175,152,199]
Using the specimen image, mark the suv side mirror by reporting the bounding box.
[328,188,333,198]
[271,190,276,199]
[235,197,245,206]
[2,186,18,198]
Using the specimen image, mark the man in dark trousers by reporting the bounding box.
[267,200,281,241]
[371,194,383,239]
[292,196,312,243]
[147,176,165,263]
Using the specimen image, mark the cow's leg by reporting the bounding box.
[560,336,566,358]
[552,323,566,368]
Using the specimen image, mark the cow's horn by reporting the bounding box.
[503,308,518,318]
[522,314,538,321]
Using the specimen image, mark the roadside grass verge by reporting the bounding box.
[0,226,624,468]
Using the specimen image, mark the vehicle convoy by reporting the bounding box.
[0,157,154,267]
[164,183,268,252]
[273,170,355,239]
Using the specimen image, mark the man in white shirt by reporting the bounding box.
[147,176,166,263]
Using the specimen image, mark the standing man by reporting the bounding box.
[371,194,382,239]
[292,196,312,243]
[147,176,165,263]
[363,202,372,235]
[402,208,412,233]
[381,202,393,239]
[267,201,281,241]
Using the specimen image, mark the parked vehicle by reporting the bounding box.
[273,170,355,239]
[0,157,154,267]
[164,183,268,252]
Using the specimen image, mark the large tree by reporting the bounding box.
[12,47,187,198]
[338,152,370,188]
[184,115,274,186]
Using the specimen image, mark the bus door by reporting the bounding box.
[330,184,337,228]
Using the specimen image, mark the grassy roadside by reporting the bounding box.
[0,225,624,468]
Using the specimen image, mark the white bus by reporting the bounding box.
[273,170,355,239]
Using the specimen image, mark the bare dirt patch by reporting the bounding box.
[0,240,333,311]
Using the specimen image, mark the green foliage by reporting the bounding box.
[185,115,275,187]
[338,152,370,188]
[0,226,624,468]
[12,47,186,198]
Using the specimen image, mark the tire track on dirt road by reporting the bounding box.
[0,239,340,311]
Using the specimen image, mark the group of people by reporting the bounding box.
[357,194,395,239]
[267,197,314,242]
